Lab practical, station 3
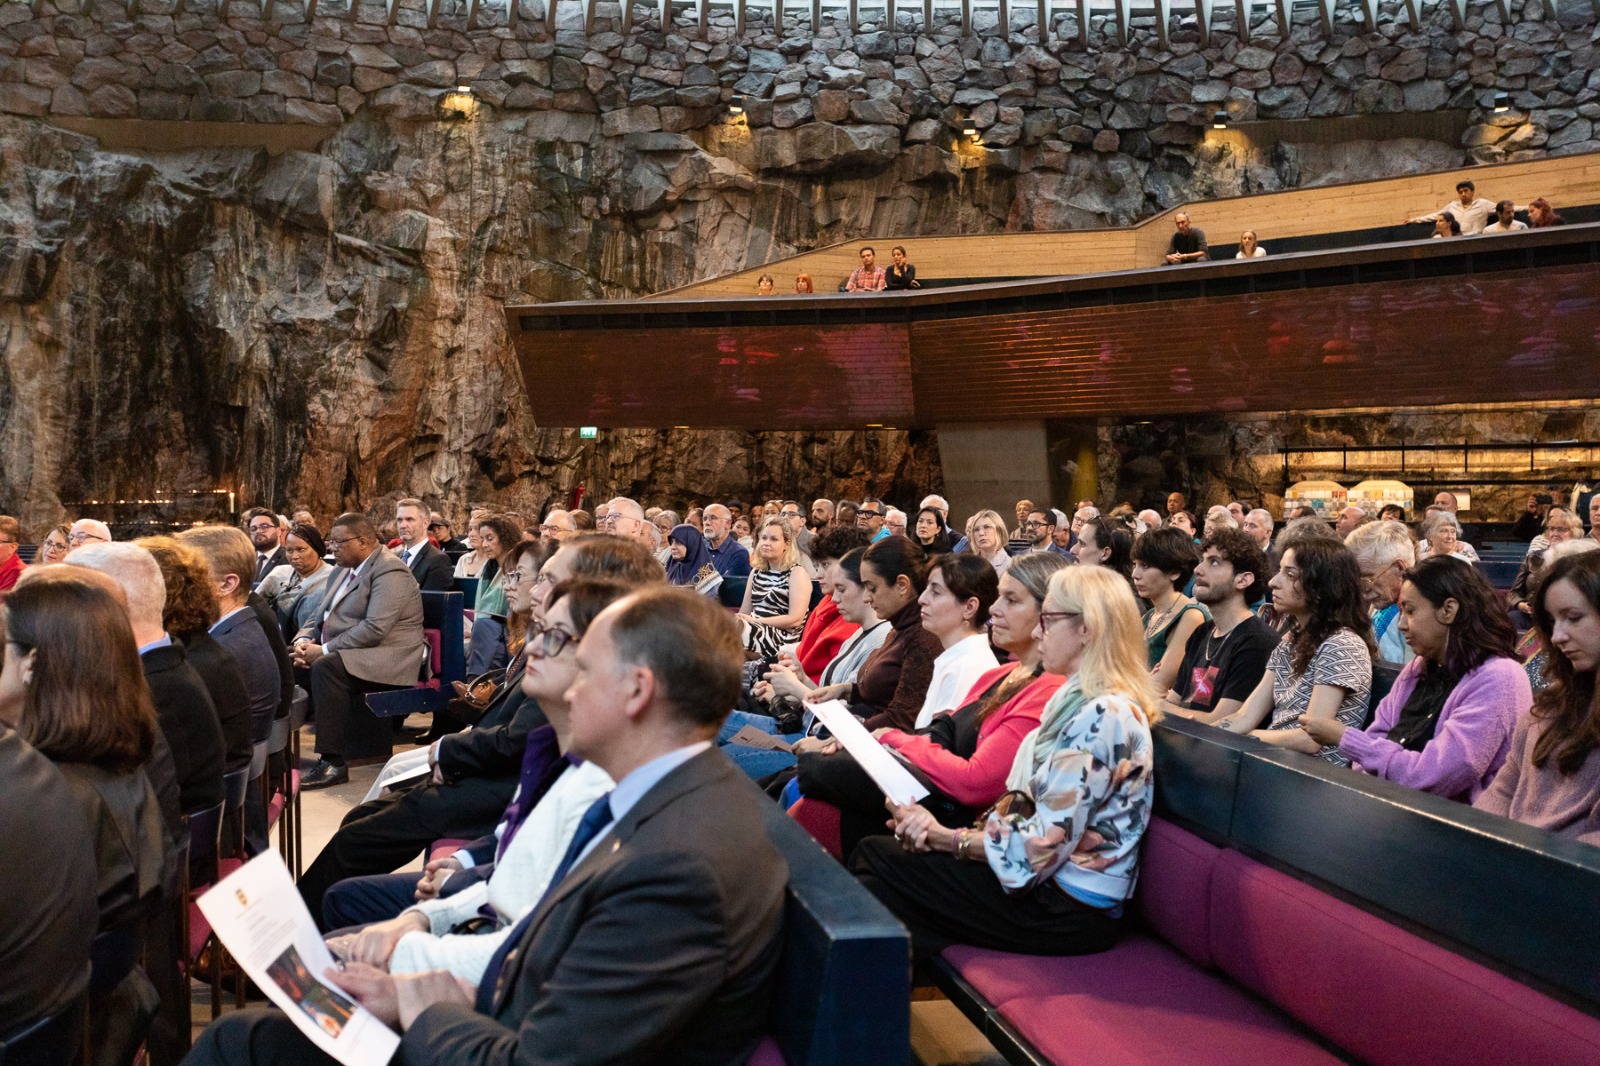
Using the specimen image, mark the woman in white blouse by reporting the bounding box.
[913,554,1002,729]
[1236,230,1267,258]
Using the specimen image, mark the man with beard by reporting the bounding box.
[1160,529,1279,725]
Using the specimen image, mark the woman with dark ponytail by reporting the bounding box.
[805,535,944,732]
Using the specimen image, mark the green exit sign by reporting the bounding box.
[579,426,598,439]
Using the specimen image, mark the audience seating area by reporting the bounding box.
[932,717,1600,1066]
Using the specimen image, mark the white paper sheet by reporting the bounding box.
[381,760,433,791]
[806,699,931,807]
[197,852,401,1066]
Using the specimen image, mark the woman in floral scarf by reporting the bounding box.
[851,565,1160,959]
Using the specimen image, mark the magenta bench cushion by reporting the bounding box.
[1208,849,1600,1066]
[1134,818,1220,969]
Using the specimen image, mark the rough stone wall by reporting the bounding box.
[1099,406,1600,521]
[0,0,1594,532]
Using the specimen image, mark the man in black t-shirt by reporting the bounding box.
[1164,212,1209,265]
[1163,530,1279,724]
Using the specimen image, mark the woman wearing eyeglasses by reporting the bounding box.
[851,565,1160,959]
[34,525,71,566]
[328,578,628,983]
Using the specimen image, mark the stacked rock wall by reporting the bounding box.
[0,0,1594,531]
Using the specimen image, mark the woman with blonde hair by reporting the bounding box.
[851,565,1161,959]
[965,509,1012,578]
[738,515,814,660]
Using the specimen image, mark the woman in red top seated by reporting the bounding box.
[791,528,874,680]
[795,552,1072,859]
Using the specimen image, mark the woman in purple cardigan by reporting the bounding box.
[1304,557,1529,801]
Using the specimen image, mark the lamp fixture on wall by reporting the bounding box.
[961,117,977,139]
[729,93,746,115]
[1492,92,1509,114]
[1212,109,1229,130]
[457,83,472,94]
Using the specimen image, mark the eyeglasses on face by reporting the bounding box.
[1038,611,1081,633]
[68,532,108,545]
[325,536,359,550]
[526,622,578,658]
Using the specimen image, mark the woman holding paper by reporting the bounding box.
[326,577,624,985]
[796,553,1068,861]
[850,565,1161,959]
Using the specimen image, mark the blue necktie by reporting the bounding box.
[474,792,615,1014]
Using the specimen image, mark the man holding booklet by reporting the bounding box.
[183,587,787,1066]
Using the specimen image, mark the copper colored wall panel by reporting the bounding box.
[908,264,1600,423]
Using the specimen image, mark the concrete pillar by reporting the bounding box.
[936,422,1053,528]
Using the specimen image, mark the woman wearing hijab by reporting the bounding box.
[665,523,717,594]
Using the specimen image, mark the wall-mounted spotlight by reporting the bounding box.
[1212,109,1229,130]
[456,83,472,94]
[1492,91,1509,114]
[961,117,977,139]
[729,93,746,115]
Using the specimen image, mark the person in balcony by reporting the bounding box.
[1304,557,1528,801]
[1482,200,1528,234]
[1235,229,1267,258]
[885,245,920,290]
[756,273,775,295]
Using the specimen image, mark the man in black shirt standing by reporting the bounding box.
[1164,212,1209,265]
[1163,530,1278,724]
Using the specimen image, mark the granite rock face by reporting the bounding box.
[0,0,1594,528]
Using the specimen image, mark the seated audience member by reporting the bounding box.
[244,507,287,586]
[186,586,788,1066]
[910,555,1001,729]
[885,245,920,289]
[806,536,943,732]
[394,498,455,591]
[138,537,253,775]
[1405,179,1495,234]
[1203,504,1238,537]
[298,535,662,923]
[1432,215,1462,238]
[809,498,836,532]
[1236,229,1267,258]
[1335,505,1370,539]
[1482,199,1528,233]
[67,542,226,820]
[1526,197,1563,227]
[452,512,490,578]
[1,570,169,1066]
[1136,509,1163,535]
[787,527,872,682]
[1378,503,1407,523]
[291,507,317,529]
[756,273,775,295]
[569,508,596,531]
[1258,517,1344,633]
[601,497,655,549]
[835,499,860,530]
[1008,499,1037,548]
[720,546,890,780]
[852,565,1159,960]
[36,523,72,565]
[664,522,716,592]
[1216,541,1375,764]
[846,245,887,292]
[798,554,1066,857]
[255,522,333,640]
[464,514,523,676]
[289,513,426,789]
[884,508,908,539]
[856,498,888,542]
[0,725,98,1043]
[0,516,23,596]
[913,505,953,554]
[794,273,814,294]
[69,518,113,547]
[1518,539,1600,692]
[1070,504,1101,543]
[734,516,755,550]
[1074,516,1136,591]
[324,578,628,984]
[1227,500,1247,523]
[428,513,469,559]
[701,504,752,579]
[1512,492,1554,543]
[1302,557,1528,800]
[1419,509,1477,561]
[1163,530,1278,724]
[1474,550,1600,844]
[738,517,813,660]
[1167,492,1188,516]
[1020,508,1069,557]
[1511,510,1584,621]
[1242,508,1275,558]
[539,509,577,541]
[1164,211,1208,264]
[1167,509,1199,540]
[1346,519,1419,665]
[1132,527,1209,693]
[966,509,1013,578]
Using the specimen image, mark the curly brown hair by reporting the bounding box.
[137,535,222,637]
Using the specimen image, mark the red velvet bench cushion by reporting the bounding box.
[1209,850,1600,1066]
[1134,818,1220,970]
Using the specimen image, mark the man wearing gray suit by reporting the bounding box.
[183,585,788,1066]
[295,512,426,790]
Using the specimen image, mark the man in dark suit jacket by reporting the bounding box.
[293,513,426,788]
[184,586,786,1066]
[245,507,288,586]
[395,497,455,591]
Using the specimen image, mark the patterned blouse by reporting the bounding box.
[1263,628,1373,765]
[982,678,1156,909]
[744,565,805,658]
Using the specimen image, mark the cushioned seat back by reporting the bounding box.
[1134,817,1221,969]
[1209,850,1600,1066]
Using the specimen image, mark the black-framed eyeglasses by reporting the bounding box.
[857,510,881,519]
[325,536,358,549]
[1038,611,1080,634]
[526,622,579,658]
[67,532,108,545]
